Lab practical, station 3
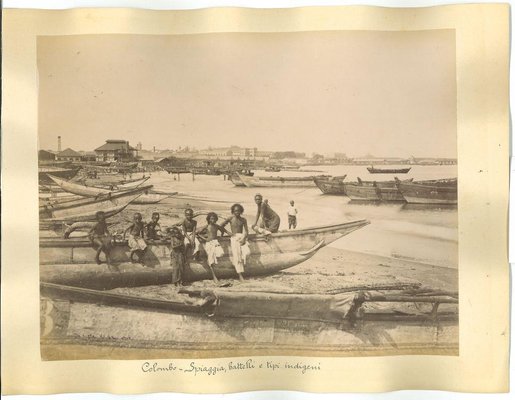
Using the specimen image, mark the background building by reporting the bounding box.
[94,140,138,162]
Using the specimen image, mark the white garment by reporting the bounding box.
[128,234,147,251]
[287,206,298,216]
[230,233,250,273]
[183,231,200,255]
[205,239,224,266]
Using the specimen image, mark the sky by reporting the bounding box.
[38,30,456,158]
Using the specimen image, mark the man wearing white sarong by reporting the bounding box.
[230,233,250,273]
[221,203,249,282]
[183,231,201,256]
[205,239,224,267]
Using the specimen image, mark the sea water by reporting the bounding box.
[136,164,458,269]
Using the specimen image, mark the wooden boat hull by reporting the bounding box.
[132,193,170,204]
[40,285,458,359]
[50,175,152,197]
[367,167,411,174]
[77,176,147,186]
[397,179,457,204]
[39,192,143,220]
[346,182,405,202]
[237,173,324,188]
[314,177,347,195]
[40,220,370,288]
[39,199,137,224]
[39,167,80,184]
[229,174,246,187]
[39,185,153,212]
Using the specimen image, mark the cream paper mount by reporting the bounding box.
[1,4,510,394]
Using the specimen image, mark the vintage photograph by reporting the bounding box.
[38,31,458,360]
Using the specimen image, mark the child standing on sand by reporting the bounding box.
[124,212,147,265]
[199,212,231,283]
[88,211,112,265]
[169,226,185,286]
[221,204,250,282]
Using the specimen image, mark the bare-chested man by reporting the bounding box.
[221,204,250,282]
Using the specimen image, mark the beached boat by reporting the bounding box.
[229,173,246,187]
[39,193,142,223]
[40,220,370,289]
[39,192,81,202]
[80,176,150,190]
[40,282,458,359]
[39,166,81,184]
[39,186,152,214]
[367,166,411,174]
[345,178,410,202]
[75,175,148,187]
[396,178,457,205]
[131,193,171,204]
[236,173,328,188]
[49,175,159,204]
[314,175,348,195]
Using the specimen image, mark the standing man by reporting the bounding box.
[252,193,281,234]
[287,200,298,229]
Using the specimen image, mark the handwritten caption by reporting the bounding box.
[141,359,321,376]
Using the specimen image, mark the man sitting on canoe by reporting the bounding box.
[145,212,163,240]
[251,194,280,234]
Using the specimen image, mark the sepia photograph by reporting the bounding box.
[38,30,459,360]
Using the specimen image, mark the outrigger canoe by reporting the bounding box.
[50,175,137,197]
[39,191,145,221]
[40,282,458,359]
[236,173,328,188]
[49,175,168,204]
[40,193,142,224]
[40,220,370,289]
[75,175,148,187]
[396,178,457,205]
[39,166,81,184]
[39,185,153,211]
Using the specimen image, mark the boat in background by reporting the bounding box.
[50,175,134,197]
[40,219,370,289]
[39,185,153,213]
[74,175,149,187]
[236,173,329,188]
[314,175,348,195]
[396,178,457,205]
[40,193,143,222]
[228,170,255,187]
[345,178,411,202]
[367,166,411,174]
[39,166,81,185]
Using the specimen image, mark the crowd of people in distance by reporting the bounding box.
[88,193,299,285]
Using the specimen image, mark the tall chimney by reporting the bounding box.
[57,136,62,152]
